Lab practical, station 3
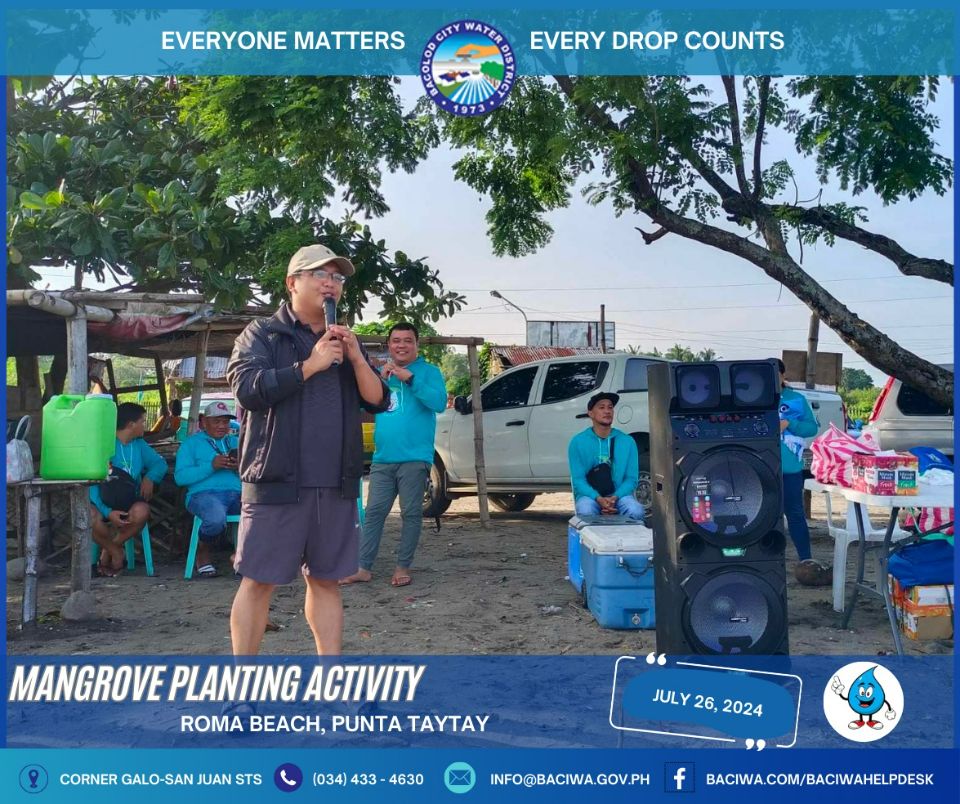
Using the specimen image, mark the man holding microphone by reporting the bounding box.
[227,244,389,656]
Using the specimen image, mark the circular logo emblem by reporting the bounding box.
[19,765,49,794]
[444,761,476,794]
[822,662,904,742]
[420,20,515,116]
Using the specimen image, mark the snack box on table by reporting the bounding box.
[579,522,655,630]
[851,452,919,496]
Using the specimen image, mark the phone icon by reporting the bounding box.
[273,763,303,792]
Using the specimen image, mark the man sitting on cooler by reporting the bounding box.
[568,392,645,519]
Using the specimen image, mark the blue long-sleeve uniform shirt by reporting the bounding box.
[174,431,241,502]
[89,437,168,517]
[779,387,819,475]
[568,427,639,501]
[373,356,447,464]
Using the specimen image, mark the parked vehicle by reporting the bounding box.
[792,386,846,475]
[426,353,669,517]
[862,365,954,457]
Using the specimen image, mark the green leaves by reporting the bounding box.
[19,191,46,210]
[787,76,952,203]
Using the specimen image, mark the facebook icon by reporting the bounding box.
[664,763,695,793]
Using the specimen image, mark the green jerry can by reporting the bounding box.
[40,394,118,480]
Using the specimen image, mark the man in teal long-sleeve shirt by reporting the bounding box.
[89,402,168,575]
[568,392,644,519]
[174,400,241,577]
[340,323,447,587]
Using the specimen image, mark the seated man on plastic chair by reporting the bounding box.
[568,392,645,519]
[89,402,168,576]
[174,401,241,578]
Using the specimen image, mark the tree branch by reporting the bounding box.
[752,76,770,201]
[770,203,953,285]
[635,226,668,244]
[553,75,953,405]
[720,75,751,196]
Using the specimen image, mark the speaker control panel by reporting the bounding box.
[672,412,778,441]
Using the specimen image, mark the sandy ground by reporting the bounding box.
[6,493,954,657]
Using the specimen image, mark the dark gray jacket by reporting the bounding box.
[227,303,389,504]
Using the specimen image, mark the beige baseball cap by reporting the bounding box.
[286,244,355,278]
[201,400,235,419]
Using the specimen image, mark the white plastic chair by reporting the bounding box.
[821,491,911,612]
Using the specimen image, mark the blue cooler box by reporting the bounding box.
[567,517,584,593]
[580,524,656,630]
[567,515,638,594]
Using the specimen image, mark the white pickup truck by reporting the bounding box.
[424,354,845,516]
[426,353,666,516]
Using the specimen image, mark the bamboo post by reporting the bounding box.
[467,344,490,528]
[64,308,96,600]
[69,486,92,596]
[66,307,88,394]
[188,329,210,435]
[805,313,820,390]
[21,486,41,627]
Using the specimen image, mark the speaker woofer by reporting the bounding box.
[678,448,782,545]
[731,362,777,409]
[682,568,785,655]
[675,364,721,410]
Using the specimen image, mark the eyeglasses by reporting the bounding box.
[295,268,347,284]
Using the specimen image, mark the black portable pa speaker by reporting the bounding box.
[649,360,789,655]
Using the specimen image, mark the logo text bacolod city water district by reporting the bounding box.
[420,20,515,116]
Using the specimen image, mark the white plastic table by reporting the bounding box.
[805,479,954,655]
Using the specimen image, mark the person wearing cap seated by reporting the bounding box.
[568,392,645,520]
[89,403,169,576]
[174,400,241,578]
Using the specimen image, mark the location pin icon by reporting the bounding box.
[28,769,39,788]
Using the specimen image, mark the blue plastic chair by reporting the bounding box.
[91,525,154,576]
[185,514,240,579]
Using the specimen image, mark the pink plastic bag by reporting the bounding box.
[903,508,955,536]
[809,424,878,487]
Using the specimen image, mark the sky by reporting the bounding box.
[356,77,955,384]
[33,76,954,385]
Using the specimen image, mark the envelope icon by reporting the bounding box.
[448,769,473,786]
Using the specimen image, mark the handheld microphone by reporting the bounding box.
[324,297,339,367]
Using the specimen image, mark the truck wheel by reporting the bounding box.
[635,448,652,509]
[423,456,452,518]
[488,493,538,512]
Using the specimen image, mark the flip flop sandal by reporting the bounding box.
[196,564,219,578]
[391,574,412,587]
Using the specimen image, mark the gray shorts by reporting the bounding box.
[234,488,359,584]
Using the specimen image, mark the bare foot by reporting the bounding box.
[391,568,412,587]
[339,569,372,585]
